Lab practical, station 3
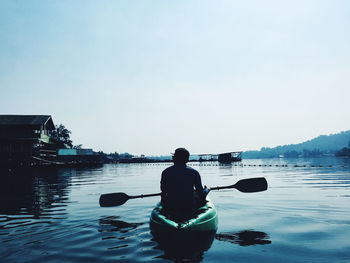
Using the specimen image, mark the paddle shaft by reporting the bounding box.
[126,182,259,199]
[99,177,267,207]
[211,185,236,190]
[130,193,161,199]
[127,186,235,200]
[128,178,263,197]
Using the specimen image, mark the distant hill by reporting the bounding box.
[243,130,350,158]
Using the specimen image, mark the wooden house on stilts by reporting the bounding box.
[0,115,56,167]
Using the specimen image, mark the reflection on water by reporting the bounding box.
[152,231,216,263]
[99,216,144,233]
[98,216,145,251]
[215,230,271,246]
[0,168,71,218]
[0,158,350,263]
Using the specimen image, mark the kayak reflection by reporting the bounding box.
[215,230,271,246]
[152,230,216,262]
[98,216,143,234]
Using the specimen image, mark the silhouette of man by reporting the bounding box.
[160,148,210,211]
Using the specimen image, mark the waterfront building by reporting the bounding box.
[0,115,56,167]
[57,148,101,165]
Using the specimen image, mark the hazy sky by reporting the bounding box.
[1,0,349,155]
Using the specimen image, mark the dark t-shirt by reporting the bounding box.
[160,164,207,210]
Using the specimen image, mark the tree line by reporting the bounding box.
[243,131,350,158]
[50,124,132,161]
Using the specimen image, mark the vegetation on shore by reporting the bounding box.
[50,124,73,149]
[335,140,350,157]
[243,131,350,159]
[55,124,350,160]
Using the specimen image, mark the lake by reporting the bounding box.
[1,157,350,262]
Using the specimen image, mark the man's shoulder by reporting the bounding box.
[162,164,199,175]
[185,165,200,175]
[162,165,175,174]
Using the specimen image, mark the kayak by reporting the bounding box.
[150,196,218,234]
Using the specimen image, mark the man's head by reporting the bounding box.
[172,148,190,164]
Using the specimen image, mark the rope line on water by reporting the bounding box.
[122,162,346,168]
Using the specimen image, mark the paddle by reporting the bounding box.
[100,192,161,207]
[99,177,268,207]
[211,177,268,192]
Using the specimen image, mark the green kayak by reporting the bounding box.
[150,197,218,234]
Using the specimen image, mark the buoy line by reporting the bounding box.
[124,162,345,168]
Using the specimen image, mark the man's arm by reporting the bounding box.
[160,171,167,202]
[194,171,210,198]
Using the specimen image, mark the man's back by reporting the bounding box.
[161,164,204,210]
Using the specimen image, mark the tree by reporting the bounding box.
[50,124,73,148]
[284,150,299,158]
[336,147,350,157]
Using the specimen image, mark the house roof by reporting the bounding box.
[0,115,55,130]
[58,149,94,156]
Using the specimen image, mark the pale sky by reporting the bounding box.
[1,0,349,155]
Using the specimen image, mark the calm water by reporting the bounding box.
[1,157,350,262]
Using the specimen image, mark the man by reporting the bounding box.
[160,148,210,211]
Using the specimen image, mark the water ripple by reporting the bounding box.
[1,160,350,262]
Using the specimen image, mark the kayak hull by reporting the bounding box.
[150,197,218,234]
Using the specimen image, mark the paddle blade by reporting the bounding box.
[234,177,268,193]
[99,193,130,207]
